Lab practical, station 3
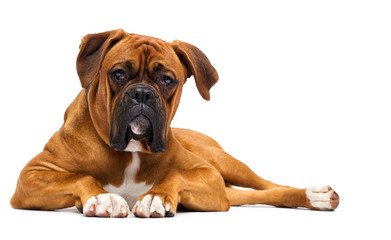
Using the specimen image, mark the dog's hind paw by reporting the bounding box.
[306,186,340,211]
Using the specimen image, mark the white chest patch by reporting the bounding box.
[124,139,143,152]
[103,152,152,207]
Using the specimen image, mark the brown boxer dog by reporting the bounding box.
[11,29,339,218]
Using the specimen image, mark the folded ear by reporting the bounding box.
[171,40,218,100]
[76,29,127,88]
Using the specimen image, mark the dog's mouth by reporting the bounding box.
[125,115,152,143]
[110,105,166,153]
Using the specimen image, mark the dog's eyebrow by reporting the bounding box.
[153,62,173,73]
[153,62,176,77]
[111,60,134,69]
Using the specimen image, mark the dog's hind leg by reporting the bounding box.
[215,153,340,210]
[211,151,283,190]
[225,186,339,210]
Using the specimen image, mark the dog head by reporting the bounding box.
[76,29,218,153]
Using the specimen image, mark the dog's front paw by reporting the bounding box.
[132,193,176,218]
[306,186,340,211]
[83,193,130,218]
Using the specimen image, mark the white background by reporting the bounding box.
[1,0,390,239]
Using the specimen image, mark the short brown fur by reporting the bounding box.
[11,29,339,217]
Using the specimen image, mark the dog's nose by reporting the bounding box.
[129,86,156,104]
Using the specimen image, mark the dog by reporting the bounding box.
[11,29,339,217]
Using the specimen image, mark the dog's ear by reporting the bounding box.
[171,40,218,100]
[76,29,127,88]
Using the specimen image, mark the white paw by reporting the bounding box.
[306,185,340,211]
[132,194,174,218]
[83,193,130,218]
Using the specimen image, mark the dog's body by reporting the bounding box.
[11,29,339,217]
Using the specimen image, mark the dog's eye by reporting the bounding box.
[113,70,126,82]
[160,76,174,86]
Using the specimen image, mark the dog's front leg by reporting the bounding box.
[132,167,230,218]
[11,169,102,210]
[11,157,130,217]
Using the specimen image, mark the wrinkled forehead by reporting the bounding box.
[102,34,182,74]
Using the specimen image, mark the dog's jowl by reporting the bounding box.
[11,29,339,218]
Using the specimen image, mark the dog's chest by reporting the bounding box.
[103,152,152,207]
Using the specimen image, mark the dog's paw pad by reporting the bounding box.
[306,186,340,211]
[83,193,130,218]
